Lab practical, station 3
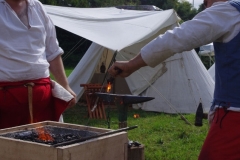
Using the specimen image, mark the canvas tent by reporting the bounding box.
[208,64,215,81]
[199,43,215,81]
[198,43,215,68]
[198,43,214,56]
[45,5,214,114]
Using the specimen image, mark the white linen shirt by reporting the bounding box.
[141,1,240,67]
[0,0,63,81]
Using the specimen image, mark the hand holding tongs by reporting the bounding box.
[91,51,122,112]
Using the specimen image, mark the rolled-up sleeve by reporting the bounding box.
[44,14,63,61]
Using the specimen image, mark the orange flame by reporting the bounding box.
[36,127,54,142]
[107,82,111,93]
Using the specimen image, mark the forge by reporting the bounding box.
[0,121,128,160]
[1,125,99,145]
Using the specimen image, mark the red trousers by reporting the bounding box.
[199,108,240,160]
[0,78,69,129]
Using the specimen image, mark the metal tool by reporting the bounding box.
[91,51,119,112]
[95,92,154,128]
[94,92,154,105]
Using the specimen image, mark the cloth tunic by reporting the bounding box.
[213,0,240,107]
[141,1,240,67]
[140,0,240,159]
[0,0,70,129]
[199,1,240,159]
[141,1,240,110]
[0,0,63,81]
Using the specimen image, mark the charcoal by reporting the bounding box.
[0,126,99,145]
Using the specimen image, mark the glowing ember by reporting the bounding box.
[107,82,111,92]
[36,127,54,142]
[133,114,140,118]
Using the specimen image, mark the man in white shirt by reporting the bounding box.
[109,0,240,159]
[0,0,76,128]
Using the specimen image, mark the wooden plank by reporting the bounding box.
[57,149,63,160]
[0,121,128,160]
[0,137,57,160]
[0,121,113,136]
[60,132,128,160]
[0,121,48,134]
[86,93,93,118]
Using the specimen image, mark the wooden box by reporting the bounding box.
[0,121,128,160]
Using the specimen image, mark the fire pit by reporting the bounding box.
[1,125,99,145]
[0,121,128,160]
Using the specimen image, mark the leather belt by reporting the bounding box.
[24,82,35,123]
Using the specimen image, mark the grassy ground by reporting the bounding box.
[65,68,73,76]
[63,103,209,160]
[62,67,209,159]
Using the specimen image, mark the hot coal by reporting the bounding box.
[0,126,99,145]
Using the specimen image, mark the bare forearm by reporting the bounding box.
[128,53,147,73]
[49,55,76,107]
[49,55,69,88]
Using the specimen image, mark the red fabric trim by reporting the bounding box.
[0,78,69,129]
[199,108,240,159]
[0,77,51,87]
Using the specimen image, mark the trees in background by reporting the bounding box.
[40,0,204,23]
[88,0,139,7]
[176,1,198,21]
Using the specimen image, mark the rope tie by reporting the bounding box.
[214,102,230,128]
[219,106,230,128]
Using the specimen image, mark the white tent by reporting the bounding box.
[199,43,215,82]
[45,5,214,113]
[198,43,214,56]
[198,43,215,68]
[208,64,215,81]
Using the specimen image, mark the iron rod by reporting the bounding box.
[91,50,118,112]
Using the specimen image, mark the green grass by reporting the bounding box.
[65,67,73,76]
[62,67,209,159]
[63,104,209,160]
[50,67,73,79]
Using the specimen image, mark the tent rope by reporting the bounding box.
[62,38,86,61]
[182,52,211,114]
[118,52,192,125]
[179,55,199,111]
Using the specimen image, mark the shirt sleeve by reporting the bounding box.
[140,2,237,67]
[46,17,64,61]
[40,4,64,62]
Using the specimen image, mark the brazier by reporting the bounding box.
[0,121,128,160]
